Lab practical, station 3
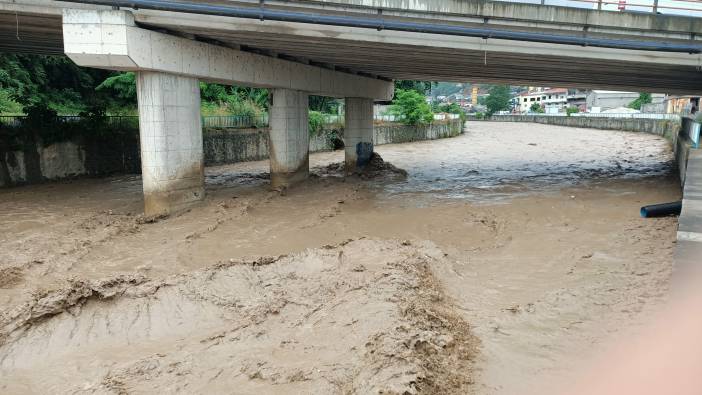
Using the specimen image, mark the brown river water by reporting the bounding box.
[0,121,680,394]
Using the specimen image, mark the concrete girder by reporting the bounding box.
[61,9,393,100]
[135,11,701,69]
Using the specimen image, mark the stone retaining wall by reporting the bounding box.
[482,115,690,184]
[486,115,680,141]
[1,119,463,186]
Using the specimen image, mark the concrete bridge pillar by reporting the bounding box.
[269,89,310,189]
[344,98,374,173]
[136,71,205,216]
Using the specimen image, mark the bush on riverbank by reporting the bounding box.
[388,89,434,125]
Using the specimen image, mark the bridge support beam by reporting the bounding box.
[344,98,374,173]
[269,89,309,189]
[136,71,204,216]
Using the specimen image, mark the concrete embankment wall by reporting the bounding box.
[484,115,687,181]
[0,119,462,186]
[487,115,680,141]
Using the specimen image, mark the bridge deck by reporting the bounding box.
[2,0,702,94]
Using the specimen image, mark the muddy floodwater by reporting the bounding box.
[0,122,680,394]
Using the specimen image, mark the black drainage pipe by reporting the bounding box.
[61,0,702,54]
[640,201,682,218]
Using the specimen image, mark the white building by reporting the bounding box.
[516,88,568,113]
[585,91,665,112]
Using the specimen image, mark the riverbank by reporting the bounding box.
[0,119,463,187]
[0,122,679,393]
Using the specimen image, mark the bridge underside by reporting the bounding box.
[148,27,702,95]
[2,3,702,95]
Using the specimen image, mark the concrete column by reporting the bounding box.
[136,71,204,216]
[344,97,374,173]
[269,89,310,189]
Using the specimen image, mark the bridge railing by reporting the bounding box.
[499,0,702,17]
[201,115,269,129]
[566,112,679,120]
[682,116,701,148]
[0,114,401,130]
[0,114,141,128]
[467,113,682,120]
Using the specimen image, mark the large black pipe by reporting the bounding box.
[61,0,702,54]
[640,201,682,218]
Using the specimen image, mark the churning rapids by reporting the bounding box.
[0,121,680,394]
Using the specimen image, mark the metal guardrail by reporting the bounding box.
[571,112,681,119]
[682,116,701,148]
[0,115,141,128]
[501,0,702,16]
[1,113,460,129]
[201,115,268,128]
[476,113,681,120]
[0,115,269,129]
[0,115,23,127]
[0,114,337,129]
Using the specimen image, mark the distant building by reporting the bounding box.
[566,89,587,112]
[662,95,700,115]
[515,88,568,113]
[585,90,665,112]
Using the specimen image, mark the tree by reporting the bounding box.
[435,102,463,114]
[95,71,137,106]
[566,106,579,116]
[309,96,339,113]
[484,85,511,116]
[388,89,434,125]
[394,80,434,95]
[0,90,22,113]
[96,71,271,117]
[0,53,114,114]
[529,102,544,113]
[628,93,652,110]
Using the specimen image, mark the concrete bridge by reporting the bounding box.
[2,0,702,216]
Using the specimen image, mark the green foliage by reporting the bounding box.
[96,72,137,101]
[566,106,579,116]
[394,80,434,95]
[529,102,544,113]
[308,111,326,136]
[226,97,265,119]
[431,82,469,98]
[434,102,466,123]
[628,93,652,110]
[484,85,511,116]
[199,84,269,118]
[474,112,484,119]
[95,72,138,114]
[0,90,22,114]
[199,82,228,102]
[309,96,339,113]
[435,102,461,113]
[388,89,434,125]
[0,53,115,114]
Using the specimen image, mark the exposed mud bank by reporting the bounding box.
[316,152,408,179]
[0,240,476,394]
